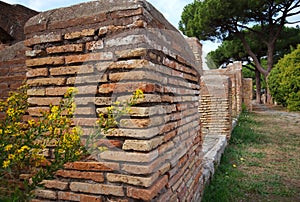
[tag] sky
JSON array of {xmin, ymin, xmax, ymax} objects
[{"xmin": 1, "ymin": 0, "xmax": 220, "ymax": 55}]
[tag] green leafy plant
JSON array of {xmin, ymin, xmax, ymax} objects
[
  {"xmin": 0, "ymin": 86, "xmax": 144, "ymax": 201},
  {"xmin": 268, "ymin": 44, "xmax": 300, "ymax": 111}
]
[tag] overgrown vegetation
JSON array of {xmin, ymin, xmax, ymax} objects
[
  {"xmin": 268, "ymin": 45, "xmax": 300, "ymax": 111},
  {"xmin": 0, "ymin": 86, "xmax": 144, "ymax": 201},
  {"xmin": 203, "ymin": 110, "xmax": 300, "ymax": 201}
]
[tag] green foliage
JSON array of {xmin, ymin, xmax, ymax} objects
[
  {"xmin": 0, "ymin": 86, "xmax": 83, "ymax": 200},
  {"xmin": 268, "ymin": 45, "xmax": 300, "ymax": 111},
  {"xmin": 0, "ymin": 86, "xmax": 144, "ymax": 201}
]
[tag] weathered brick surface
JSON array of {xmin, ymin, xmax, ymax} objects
[
  {"xmin": 0, "ymin": 42, "xmax": 29, "ymax": 98},
  {"xmin": 23, "ymin": 0, "xmax": 206, "ymax": 201}
]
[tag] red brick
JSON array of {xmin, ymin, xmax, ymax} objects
[
  {"xmin": 99, "ymin": 149, "xmax": 158, "ymax": 163},
  {"xmin": 70, "ymin": 182, "xmax": 124, "ymax": 196},
  {"xmin": 34, "ymin": 189, "xmax": 57, "ymax": 200},
  {"xmin": 56, "ymin": 170, "xmax": 104, "ymax": 182},
  {"xmin": 64, "ymin": 161, "xmax": 119, "ymax": 171},
  {"xmin": 58, "ymin": 191, "xmax": 102, "ymax": 202},
  {"xmin": 46, "ymin": 44, "xmax": 84, "ymax": 54},
  {"xmin": 27, "ymin": 78, "xmax": 66, "ymax": 86},
  {"xmin": 27, "ymin": 107, "xmax": 49, "ymax": 116},
  {"xmin": 46, "ymin": 87, "xmax": 69, "ymax": 96},
  {"xmin": 50, "ymin": 64, "xmax": 94, "ymax": 76},
  {"xmin": 127, "ymin": 175, "xmax": 168, "ymax": 201},
  {"xmin": 24, "ymin": 33, "xmax": 62, "ymax": 46},
  {"xmin": 26, "ymin": 57, "xmax": 65, "ymax": 67},
  {"xmin": 41, "ymin": 180, "xmax": 68, "ymax": 190},
  {"xmin": 26, "ymin": 68, "xmax": 48, "ymax": 78},
  {"xmin": 64, "ymin": 29, "xmax": 95, "ymax": 39},
  {"xmin": 28, "ymin": 97, "xmax": 61, "ymax": 106},
  {"xmin": 65, "ymin": 52, "xmax": 113, "ymax": 64},
  {"xmin": 86, "ymin": 40, "xmax": 104, "ymax": 51},
  {"xmin": 27, "ymin": 88, "xmax": 45, "ymax": 96},
  {"xmin": 107, "ymin": 172, "xmax": 159, "ymax": 187}
]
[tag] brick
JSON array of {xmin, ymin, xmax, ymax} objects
[
  {"xmin": 58, "ymin": 191, "xmax": 103, "ymax": 202},
  {"xmin": 34, "ymin": 189, "xmax": 57, "ymax": 200},
  {"xmin": 107, "ymin": 172, "xmax": 159, "ymax": 187},
  {"xmin": 64, "ymin": 161, "xmax": 119, "ymax": 171},
  {"xmin": 24, "ymin": 33, "xmax": 62, "ymax": 46},
  {"xmin": 70, "ymin": 182, "xmax": 124, "ymax": 196},
  {"xmin": 65, "ymin": 52, "xmax": 113, "ymax": 64},
  {"xmin": 26, "ymin": 56, "xmax": 65, "ymax": 67},
  {"xmin": 26, "ymin": 68, "xmax": 48, "ymax": 78},
  {"xmin": 27, "ymin": 107, "xmax": 49, "ymax": 116},
  {"xmin": 27, "ymin": 88, "xmax": 45, "ymax": 96},
  {"xmin": 56, "ymin": 170, "xmax": 104, "ymax": 182},
  {"xmin": 115, "ymin": 48, "xmax": 147, "ymax": 59},
  {"xmin": 122, "ymin": 136, "xmax": 164, "ymax": 151},
  {"xmin": 86, "ymin": 40, "xmax": 104, "ymax": 51},
  {"xmin": 27, "ymin": 78, "xmax": 65, "ymax": 86},
  {"xmin": 45, "ymin": 87, "xmax": 69, "ymax": 96},
  {"xmin": 46, "ymin": 44, "xmax": 84, "ymax": 54},
  {"xmin": 28, "ymin": 97, "xmax": 61, "ymax": 106},
  {"xmin": 107, "ymin": 127, "xmax": 161, "ymax": 139},
  {"xmin": 41, "ymin": 180, "xmax": 68, "ymax": 190},
  {"xmin": 25, "ymin": 50, "xmax": 47, "ymax": 57},
  {"xmin": 64, "ymin": 29, "xmax": 95, "ymax": 39},
  {"xmin": 127, "ymin": 175, "xmax": 168, "ymax": 201},
  {"xmin": 105, "ymin": 35, "xmax": 146, "ymax": 47},
  {"xmin": 120, "ymin": 116, "xmax": 164, "ymax": 128},
  {"xmin": 50, "ymin": 64, "xmax": 94, "ymax": 76},
  {"xmin": 99, "ymin": 149, "xmax": 158, "ymax": 163},
  {"xmin": 107, "ymin": 59, "xmax": 149, "ymax": 70}
]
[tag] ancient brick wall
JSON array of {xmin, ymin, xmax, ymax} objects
[
  {"xmin": 243, "ymin": 78, "xmax": 253, "ymax": 111},
  {"xmin": 0, "ymin": 42, "xmax": 29, "ymax": 99},
  {"xmin": 199, "ymin": 75, "xmax": 232, "ymax": 138},
  {"xmin": 0, "ymin": 1, "xmax": 38, "ymax": 44},
  {"xmin": 24, "ymin": 1, "xmax": 203, "ymax": 201}
]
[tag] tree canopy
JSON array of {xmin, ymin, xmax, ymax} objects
[
  {"xmin": 179, "ymin": 0, "xmax": 300, "ymax": 75},
  {"xmin": 179, "ymin": 0, "xmax": 300, "ymax": 102}
]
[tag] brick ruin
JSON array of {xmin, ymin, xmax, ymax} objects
[{"xmin": 0, "ymin": 0, "xmax": 253, "ymax": 201}]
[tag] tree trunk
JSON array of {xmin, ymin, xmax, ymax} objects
[{"xmin": 255, "ymin": 69, "xmax": 262, "ymax": 104}]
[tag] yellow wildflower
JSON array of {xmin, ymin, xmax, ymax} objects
[
  {"xmin": 51, "ymin": 106, "xmax": 59, "ymax": 113},
  {"xmin": 8, "ymin": 154, "xmax": 15, "ymax": 160},
  {"xmin": 28, "ymin": 119, "xmax": 35, "ymax": 127},
  {"xmin": 6, "ymin": 108, "xmax": 14, "ymax": 117},
  {"xmin": 2, "ymin": 160, "xmax": 10, "ymax": 168},
  {"xmin": 0, "ymin": 129, "xmax": 2, "ymax": 134},
  {"xmin": 232, "ymin": 164, "xmax": 237, "ymax": 168},
  {"xmin": 4, "ymin": 144, "xmax": 13, "ymax": 151}
]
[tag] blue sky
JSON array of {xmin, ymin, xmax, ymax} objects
[{"xmin": 2, "ymin": 0, "xmax": 220, "ymax": 54}]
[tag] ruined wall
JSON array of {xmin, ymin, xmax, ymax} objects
[
  {"xmin": 0, "ymin": 1, "xmax": 38, "ymax": 44},
  {"xmin": 24, "ymin": 1, "xmax": 203, "ymax": 201},
  {"xmin": 243, "ymin": 78, "xmax": 253, "ymax": 111},
  {"xmin": 199, "ymin": 75, "xmax": 232, "ymax": 138},
  {"xmin": 0, "ymin": 42, "xmax": 29, "ymax": 99},
  {"xmin": 204, "ymin": 62, "xmax": 243, "ymax": 118}
]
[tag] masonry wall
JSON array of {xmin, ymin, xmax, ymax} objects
[
  {"xmin": 199, "ymin": 75, "xmax": 232, "ymax": 138},
  {"xmin": 243, "ymin": 78, "xmax": 253, "ymax": 111},
  {"xmin": 0, "ymin": 42, "xmax": 29, "ymax": 99},
  {"xmin": 24, "ymin": 1, "xmax": 203, "ymax": 201}
]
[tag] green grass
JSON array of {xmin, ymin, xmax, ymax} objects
[{"xmin": 202, "ymin": 111, "xmax": 300, "ymax": 202}]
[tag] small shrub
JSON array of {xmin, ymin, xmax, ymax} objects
[
  {"xmin": 0, "ymin": 86, "xmax": 144, "ymax": 201},
  {"xmin": 268, "ymin": 45, "xmax": 300, "ymax": 111}
]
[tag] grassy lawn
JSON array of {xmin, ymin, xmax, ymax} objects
[{"xmin": 202, "ymin": 110, "xmax": 300, "ymax": 202}]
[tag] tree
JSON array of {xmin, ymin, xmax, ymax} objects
[
  {"xmin": 268, "ymin": 45, "xmax": 300, "ymax": 111},
  {"xmin": 179, "ymin": 0, "xmax": 300, "ymax": 103},
  {"xmin": 207, "ymin": 26, "xmax": 300, "ymax": 103}
]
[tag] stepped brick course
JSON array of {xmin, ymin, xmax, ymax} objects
[{"xmin": 24, "ymin": 0, "xmax": 203, "ymax": 201}]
